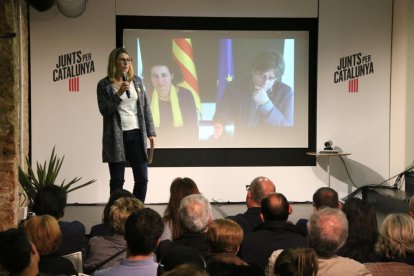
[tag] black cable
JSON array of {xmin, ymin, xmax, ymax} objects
[
  {"xmin": 342, "ymin": 162, "xmax": 414, "ymax": 201},
  {"xmin": 339, "ymin": 156, "xmax": 359, "ymax": 189}
]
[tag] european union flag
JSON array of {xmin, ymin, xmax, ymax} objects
[{"xmin": 216, "ymin": 39, "xmax": 234, "ymax": 102}]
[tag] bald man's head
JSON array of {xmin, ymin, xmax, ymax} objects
[
  {"xmin": 261, "ymin": 193, "xmax": 291, "ymax": 222},
  {"xmin": 247, "ymin": 176, "xmax": 276, "ymax": 207}
]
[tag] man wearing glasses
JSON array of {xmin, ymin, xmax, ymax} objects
[
  {"xmin": 213, "ymin": 50, "xmax": 293, "ymax": 139},
  {"xmin": 227, "ymin": 176, "xmax": 276, "ymax": 234}
]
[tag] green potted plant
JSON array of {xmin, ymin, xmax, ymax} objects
[{"xmin": 18, "ymin": 147, "xmax": 96, "ymax": 208}]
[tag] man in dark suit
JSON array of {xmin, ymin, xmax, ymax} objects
[
  {"xmin": 227, "ymin": 176, "xmax": 275, "ymax": 234},
  {"xmin": 157, "ymin": 194, "xmax": 213, "ymax": 260},
  {"xmin": 238, "ymin": 193, "xmax": 307, "ymax": 269},
  {"xmin": 295, "ymin": 187, "xmax": 341, "ymax": 236}
]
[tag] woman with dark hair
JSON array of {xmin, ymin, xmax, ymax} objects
[
  {"xmin": 97, "ymin": 47, "xmax": 156, "ymax": 202},
  {"xmin": 89, "ymin": 189, "xmax": 134, "ymax": 238},
  {"xmin": 0, "ymin": 228, "xmax": 39, "ymax": 276},
  {"xmin": 145, "ymin": 60, "xmax": 198, "ymax": 147},
  {"xmin": 160, "ymin": 177, "xmax": 200, "ymax": 241},
  {"xmin": 337, "ymin": 198, "xmax": 379, "ymax": 263}
]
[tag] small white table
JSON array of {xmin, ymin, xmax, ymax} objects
[{"xmin": 307, "ymin": 152, "xmax": 351, "ymax": 187}]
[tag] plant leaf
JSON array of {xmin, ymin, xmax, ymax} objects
[
  {"xmin": 18, "ymin": 146, "xmax": 96, "ymax": 206},
  {"xmin": 66, "ymin": 179, "xmax": 97, "ymax": 193}
]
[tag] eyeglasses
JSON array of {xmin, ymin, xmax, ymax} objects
[
  {"xmin": 117, "ymin": 58, "xmax": 133, "ymax": 64},
  {"xmin": 253, "ymin": 71, "xmax": 277, "ymax": 82},
  {"xmin": 245, "ymin": 185, "xmax": 250, "ymax": 191}
]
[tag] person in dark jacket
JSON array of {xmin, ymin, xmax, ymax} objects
[
  {"xmin": 239, "ymin": 193, "xmax": 307, "ymax": 269},
  {"xmin": 0, "ymin": 228, "xmax": 40, "ymax": 276},
  {"xmin": 214, "ymin": 50, "xmax": 294, "ymax": 133},
  {"xmin": 33, "ymin": 184, "xmax": 86, "ymax": 256},
  {"xmin": 295, "ymin": 187, "xmax": 341, "ymax": 237},
  {"xmin": 97, "ymin": 47, "xmax": 156, "ymax": 202},
  {"xmin": 157, "ymin": 194, "xmax": 213, "ymax": 260},
  {"xmin": 89, "ymin": 189, "xmax": 134, "ymax": 238},
  {"xmin": 227, "ymin": 176, "xmax": 275, "ymax": 234}
]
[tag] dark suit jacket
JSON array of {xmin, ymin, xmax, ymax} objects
[
  {"xmin": 89, "ymin": 222, "xmax": 112, "ymax": 238},
  {"xmin": 39, "ymin": 255, "xmax": 78, "ymax": 275},
  {"xmin": 58, "ymin": 220, "xmax": 86, "ymax": 255},
  {"xmin": 227, "ymin": 207, "xmax": 262, "ymax": 234},
  {"xmin": 295, "ymin": 218, "xmax": 308, "ymax": 237},
  {"xmin": 239, "ymin": 220, "xmax": 307, "ymax": 269},
  {"xmin": 157, "ymin": 231, "xmax": 209, "ymax": 261}
]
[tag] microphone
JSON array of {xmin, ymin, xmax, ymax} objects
[{"xmin": 121, "ymin": 72, "xmax": 130, "ymax": 98}]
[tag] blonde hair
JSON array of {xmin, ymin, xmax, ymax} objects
[
  {"xmin": 24, "ymin": 215, "xmax": 62, "ymax": 256},
  {"xmin": 107, "ymin": 48, "xmax": 135, "ymax": 83},
  {"xmin": 109, "ymin": 197, "xmax": 144, "ymax": 234},
  {"xmin": 206, "ymin": 219, "xmax": 243, "ymax": 254},
  {"xmin": 376, "ymin": 213, "xmax": 414, "ymax": 259}
]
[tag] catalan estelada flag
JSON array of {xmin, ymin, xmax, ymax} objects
[
  {"xmin": 172, "ymin": 38, "xmax": 201, "ymax": 113},
  {"xmin": 216, "ymin": 39, "xmax": 234, "ymax": 102}
]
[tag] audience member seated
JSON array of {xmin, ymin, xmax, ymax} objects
[
  {"xmin": 32, "ymin": 184, "xmax": 86, "ymax": 255},
  {"xmin": 227, "ymin": 176, "xmax": 275, "ymax": 234},
  {"xmin": 94, "ymin": 208, "xmax": 164, "ymax": 275},
  {"xmin": 239, "ymin": 193, "xmax": 307, "ymax": 270},
  {"xmin": 409, "ymin": 195, "xmax": 414, "ymax": 218},
  {"xmin": 158, "ymin": 245, "xmax": 207, "ymax": 274},
  {"xmin": 375, "ymin": 213, "xmax": 414, "ymax": 265},
  {"xmin": 160, "ymin": 177, "xmax": 200, "ymax": 241},
  {"xmin": 89, "ymin": 188, "xmax": 134, "ymax": 238},
  {"xmin": 307, "ymin": 208, "xmax": 371, "ymax": 276},
  {"xmin": 157, "ymin": 194, "xmax": 213, "ymax": 260},
  {"xmin": 273, "ymin": 248, "xmax": 318, "ymax": 276},
  {"xmin": 161, "ymin": 263, "xmax": 210, "ymax": 276},
  {"xmin": 337, "ymin": 198, "xmax": 379, "ymax": 263},
  {"xmin": 0, "ymin": 228, "xmax": 39, "ymax": 276},
  {"xmin": 84, "ymin": 197, "xmax": 144, "ymax": 273},
  {"xmin": 206, "ymin": 219, "xmax": 247, "ymax": 266},
  {"xmin": 295, "ymin": 187, "xmax": 340, "ymax": 237},
  {"xmin": 24, "ymin": 215, "xmax": 77, "ymax": 275}
]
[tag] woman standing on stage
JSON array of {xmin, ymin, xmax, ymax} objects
[{"xmin": 97, "ymin": 47, "xmax": 156, "ymax": 202}]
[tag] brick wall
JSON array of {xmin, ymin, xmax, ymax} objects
[{"xmin": 0, "ymin": 0, "xmax": 29, "ymax": 231}]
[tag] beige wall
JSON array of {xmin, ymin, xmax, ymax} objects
[
  {"xmin": 390, "ymin": 0, "xmax": 414, "ymax": 178},
  {"xmin": 28, "ymin": 0, "xmax": 397, "ymax": 204}
]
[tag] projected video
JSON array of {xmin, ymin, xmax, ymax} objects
[{"xmin": 123, "ymin": 29, "xmax": 309, "ymax": 149}]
